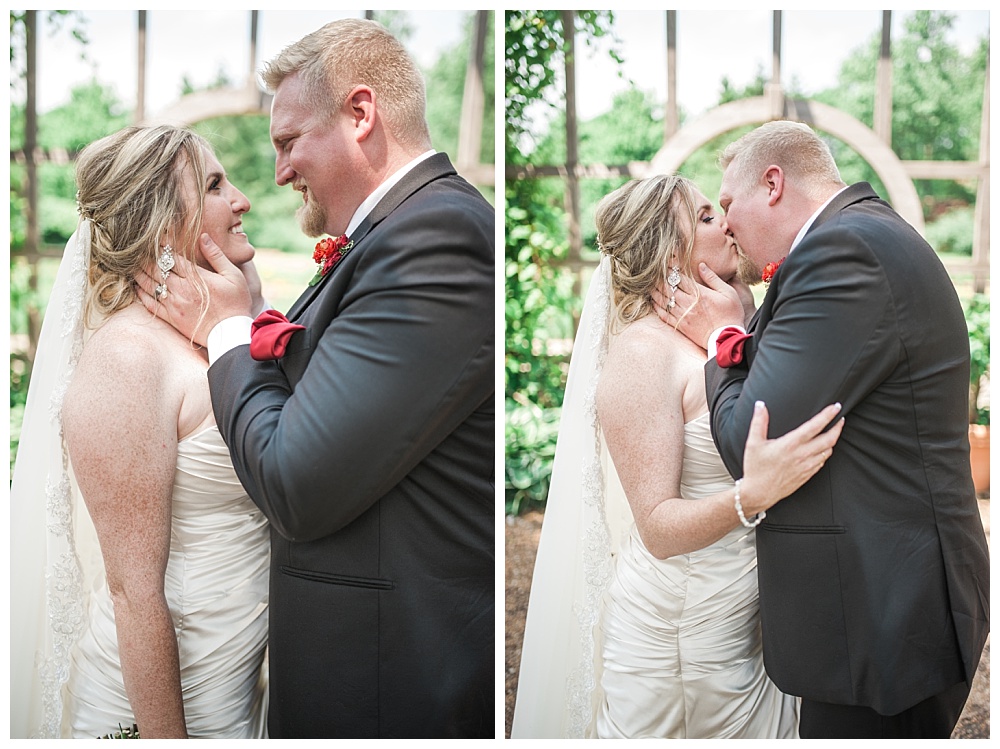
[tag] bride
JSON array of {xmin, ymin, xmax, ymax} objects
[
  {"xmin": 510, "ymin": 174, "xmax": 844, "ymax": 738},
  {"xmin": 10, "ymin": 125, "xmax": 270, "ymax": 738}
]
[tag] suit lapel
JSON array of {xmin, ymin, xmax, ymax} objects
[
  {"xmin": 285, "ymin": 153, "xmax": 458, "ymax": 321},
  {"xmin": 748, "ymin": 183, "xmax": 882, "ymax": 360}
]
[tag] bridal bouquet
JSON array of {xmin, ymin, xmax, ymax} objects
[{"xmin": 98, "ymin": 723, "xmax": 140, "ymax": 739}]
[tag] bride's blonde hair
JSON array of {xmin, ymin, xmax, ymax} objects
[
  {"xmin": 594, "ymin": 174, "xmax": 700, "ymax": 328},
  {"xmin": 74, "ymin": 125, "xmax": 211, "ymax": 328}
]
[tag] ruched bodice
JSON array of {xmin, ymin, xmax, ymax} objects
[
  {"xmin": 595, "ymin": 413, "xmax": 798, "ymax": 738},
  {"xmin": 678, "ymin": 411, "xmax": 735, "ymax": 498},
  {"xmin": 64, "ymin": 427, "xmax": 269, "ymax": 738}
]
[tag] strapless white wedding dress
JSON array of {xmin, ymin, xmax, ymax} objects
[
  {"xmin": 62, "ymin": 426, "xmax": 270, "ymax": 738},
  {"xmin": 595, "ymin": 413, "xmax": 798, "ymax": 738}
]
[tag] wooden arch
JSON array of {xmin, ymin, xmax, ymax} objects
[{"xmin": 648, "ymin": 96, "xmax": 925, "ymax": 234}]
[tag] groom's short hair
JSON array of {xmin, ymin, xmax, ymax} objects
[
  {"xmin": 260, "ymin": 18, "xmax": 431, "ymax": 151},
  {"xmin": 720, "ymin": 121, "xmax": 844, "ymax": 200}
]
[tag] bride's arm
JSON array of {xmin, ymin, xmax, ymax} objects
[
  {"xmin": 597, "ymin": 328, "xmax": 843, "ymax": 560},
  {"xmin": 62, "ymin": 333, "xmax": 188, "ymax": 738}
]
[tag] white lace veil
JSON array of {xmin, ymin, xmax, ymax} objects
[
  {"xmin": 10, "ymin": 221, "xmax": 104, "ymax": 738},
  {"xmin": 510, "ymin": 255, "xmax": 633, "ymax": 738}
]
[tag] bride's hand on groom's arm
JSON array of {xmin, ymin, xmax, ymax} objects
[
  {"xmin": 652, "ymin": 263, "xmax": 746, "ymax": 349},
  {"xmin": 738, "ymin": 401, "xmax": 845, "ymax": 516},
  {"xmin": 135, "ymin": 234, "xmax": 253, "ymax": 347}
]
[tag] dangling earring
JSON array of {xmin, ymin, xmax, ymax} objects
[
  {"xmin": 666, "ymin": 265, "xmax": 681, "ymax": 309},
  {"xmin": 154, "ymin": 244, "xmax": 174, "ymax": 301}
]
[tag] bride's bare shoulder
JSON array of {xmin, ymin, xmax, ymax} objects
[
  {"xmin": 604, "ymin": 315, "xmax": 686, "ymax": 371},
  {"xmin": 65, "ymin": 307, "xmax": 187, "ymax": 417}
]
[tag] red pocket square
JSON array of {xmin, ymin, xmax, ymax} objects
[
  {"xmin": 250, "ymin": 309, "xmax": 306, "ymax": 361},
  {"xmin": 716, "ymin": 327, "xmax": 751, "ymax": 368}
]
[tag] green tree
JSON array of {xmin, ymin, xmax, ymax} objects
[
  {"xmin": 718, "ymin": 65, "xmax": 767, "ymax": 104},
  {"xmin": 815, "ymin": 10, "xmax": 986, "ymax": 215},
  {"xmin": 371, "ymin": 10, "xmax": 414, "ymax": 43},
  {"xmin": 534, "ymin": 86, "xmax": 665, "ymax": 249}
]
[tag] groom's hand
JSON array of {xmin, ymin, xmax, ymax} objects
[
  {"xmin": 652, "ymin": 263, "xmax": 745, "ymax": 349},
  {"xmin": 136, "ymin": 233, "xmax": 252, "ymax": 347}
]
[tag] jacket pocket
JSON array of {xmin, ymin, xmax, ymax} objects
[
  {"xmin": 761, "ymin": 523, "xmax": 846, "ymax": 534},
  {"xmin": 279, "ymin": 564, "xmax": 395, "ymax": 590}
]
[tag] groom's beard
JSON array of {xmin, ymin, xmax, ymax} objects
[
  {"xmin": 296, "ymin": 191, "xmax": 328, "ymax": 238},
  {"xmin": 737, "ymin": 248, "xmax": 763, "ymax": 286}
]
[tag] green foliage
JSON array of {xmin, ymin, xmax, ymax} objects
[
  {"xmin": 814, "ymin": 10, "xmax": 986, "ymax": 216},
  {"xmin": 718, "ymin": 65, "xmax": 767, "ymax": 104},
  {"xmin": 43, "ymin": 81, "xmax": 130, "ymax": 151},
  {"xmin": 371, "ymin": 10, "xmax": 414, "ymax": 42},
  {"xmin": 505, "ymin": 399, "xmax": 561, "ymax": 515},
  {"xmin": 9, "ymin": 10, "xmax": 88, "ymax": 75},
  {"xmin": 924, "ymin": 206, "xmax": 974, "ymax": 256},
  {"xmin": 506, "ymin": 10, "xmax": 621, "ymax": 159},
  {"xmin": 965, "ymin": 294, "xmax": 989, "ymax": 425},
  {"xmin": 97, "ymin": 723, "xmax": 140, "ymax": 739},
  {"xmin": 505, "ymin": 11, "xmax": 622, "ymax": 512},
  {"xmin": 424, "ymin": 11, "xmax": 494, "ymax": 166},
  {"xmin": 504, "ymin": 186, "xmax": 573, "ymax": 409},
  {"xmin": 10, "ymin": 355, "xmax": 27, "ymax": 477}
]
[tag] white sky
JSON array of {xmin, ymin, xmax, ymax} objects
[
  {"xmin": 563, "ymin": 10, "xmax": 989, "ymax": 120},
  {"xmin": 18, "ymin": 10, "xmax": 989, "ymax": 121},
  {"xmin": 16, "ymin": 10, "xmax": 471, "ymax": 117}
]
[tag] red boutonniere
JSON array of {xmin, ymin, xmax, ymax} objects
[
  {"xmin": 761, "ymin": 257, "xmax": 785, "ymax": 286},
  {"xmin": 309, "ymin": 234, "xmax": 354, "ymax": 287}
]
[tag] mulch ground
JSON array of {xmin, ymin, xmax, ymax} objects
[{"xmin": 505, "ymin": 501, "xmax": 991, "ymax": 739}]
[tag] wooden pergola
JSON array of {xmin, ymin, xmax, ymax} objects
[
  {"xmin": 15, "ymin": 9, "xmax": 493, "ymax": 361},
  {"xmin": 508, "ymin": 10, "xmax": 990, "ymax": 298}
]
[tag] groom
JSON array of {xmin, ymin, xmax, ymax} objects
[
  {"xmin": 146, "ymin": 20, "xmax": 493, "ymax": 738},
  {"xmin": 663, "ymin": 121, "xmax": 989, "ymax": 738}
]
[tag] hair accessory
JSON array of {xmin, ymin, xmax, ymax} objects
[
  {"xmin": 666, "ymin": 265, "xmax": 681, "ymax": 309},
  {"xmin": 734, "ymin": 478, "xmax": 765, "ymax": 528}
]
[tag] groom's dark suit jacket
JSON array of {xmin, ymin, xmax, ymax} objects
[
  {"xmin": 209, "ymin": 154, "xmax": 494, "ymax": 738},
  {"xmin": 706, "ymin": 183, "xmax": 989, "ymax": 716}
]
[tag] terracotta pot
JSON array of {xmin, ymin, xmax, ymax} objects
[{"xmin": 969, "ymin": 424, "xmax": 990, "ymax": 496}]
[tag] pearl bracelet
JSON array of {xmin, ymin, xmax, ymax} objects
[{"xmin": 734, "ymin": 478, "xmax": 766, "ymax": 528}]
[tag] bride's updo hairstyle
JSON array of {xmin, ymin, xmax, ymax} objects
[
  {"xmin": 594, "ymin": 174, "xmax": 701, "ymax": 327},
  {"xmin": 74, "ymin": 125, "xmax": 212, "ymax": 327}
]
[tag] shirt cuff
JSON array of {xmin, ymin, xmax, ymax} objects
[
  {"xmin": 207, "ymin": 315, "xmax": 254, "ymax": 365},
  {"xmin": 707, "ymin": 325, "xmax": 746, "ymax": 360}
]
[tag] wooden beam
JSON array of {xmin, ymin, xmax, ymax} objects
[
  {"xmin": 665, "ymin": 12, "xmax": 678, "ymax": 140},
  {"xmin": 457, "ymin": 10, "xmax": 487, "ymax": 170},
  {"xmin": 972, "ymin": 55, "xmax": 990, "ymax": 293},
  {"xmin": 874, "ymin": 11, "xmax": 892, "ymax": 144},
  {"xmin": 505, "ymin": 163, "xmax": 643, "ymax": 180},
  {"xmin": 902, "ymin": 161, "xmax": 985, "ymax": 180},
  {"xmin": 136, "ymin": 11, "xmax": 146, "ymax": 123},
  {"xmin": 562, "ymin": 12, "xmax": 582, "ymax": 269}
]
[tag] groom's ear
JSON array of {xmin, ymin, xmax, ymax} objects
[
  {"xmin": 763, "ymin": 166, "xmax": 784, "ymax": 206},
  {"xmin": 347, "ymin": 85, "xmax": 377, "ymax": 143}
]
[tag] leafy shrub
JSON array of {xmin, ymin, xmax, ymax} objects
[
  {"xmin": 925, "ymin": 206, "xmax": 974, "ymax": 256},
  {"xmin": 505, "ymin": 399, "xmax": 561, "ymax": 515}
]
